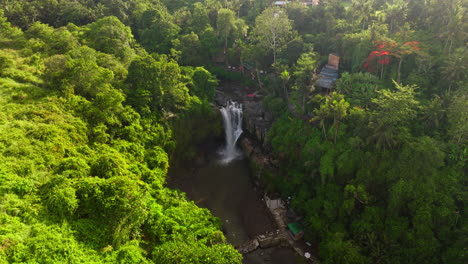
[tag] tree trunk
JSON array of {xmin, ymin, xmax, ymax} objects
[
  {"xmin": 256, "ymin": 67, "xmax": 263, "ymax": 88},
  {"xmin": 272, "ymin": 32, "xmax": 277, "ymax": 64},
  {"xmin": 283, "ymin": 83, "xmax": 288, "ymax": 101},
  {"xmin": 397, "ymin": 57, "xmax": 403, "ymax": 83},
  {"xmin": 448, "ymin": 39, "xmax": 453, "ymax": 54},
  {"xmin": 302, "ymin": 93, "xmax": 306, "ymax": 113},
  {"xmin": 225, "ymin": 36, "xmax": 227, "ymax": 52},
  {"xmin": 273, "ymin": 46, "xmax": 276, "ymax": 65},
  {"xmin": 380, "ymin": 63, "xmax": 384, "ymax": 79},
  {"xmin": 334, "ymin": 123, "xmax": 340, "ymax": 144},
  {"xmin": 321, "ymin": 122, "xmax": 327, "ymax": 140}
]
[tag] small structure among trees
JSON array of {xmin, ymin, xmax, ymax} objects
[
  {"xmin": 315, "ymin": 54, "xmax": 340, "ymax": 92},
  {"xmin": 273, "ymin": 0, "xmax": 320, "ymax": 6},
  {"xmin": 287, "ymin": 222, "xmax": 305, "ymax": 241}
]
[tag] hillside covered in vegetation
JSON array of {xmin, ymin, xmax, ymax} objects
[
  {"xmin": 0, "ymin": 0, "xmax": 466, "ymax": 263},
  {"xmin": 0, "ymin": 2, "xmax": 238, "ymax": 263}
]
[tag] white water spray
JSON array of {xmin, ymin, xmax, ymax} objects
[{"xmin": 219, "ymin": 101, "xmax": 243, "ymax": 163}]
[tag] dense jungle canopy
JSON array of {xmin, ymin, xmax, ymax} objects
[{"xmin": 0, "ymin": 0, "xmax": 466, "ymax": 263}]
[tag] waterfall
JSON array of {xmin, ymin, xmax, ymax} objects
[{"xmin": 219, "ymin": 101, "xmax": 243, "ymax": 163}]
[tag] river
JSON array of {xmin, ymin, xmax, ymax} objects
[{"xmin": 167, "ymin": 140, "xmax": 300, "ymax": 264}]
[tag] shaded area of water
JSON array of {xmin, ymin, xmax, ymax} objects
[{"xmin": 168, "ymin": 146, "xmax": 300, "ymax": 264}]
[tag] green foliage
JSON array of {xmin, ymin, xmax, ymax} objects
[
  {"xmin": 446, "ymin": 90, "xmax": 468, "ymax": 145},
  {"xmin": 267, "ymin": 84, "xmax": 464, "ymax": 264},
  {"xmin": 135, "ymin": 7, "xmax": 181, "ymax": 54},
  {"xmin": 0, "ymin": 9, "xmax": 239, "ymax": 263},
  {"xmin": 252, "ymin": 6, "xmax": 295, "ymax": 64},
  {"xmin": 43, "ymin": 46, "xmax": 116, "ymax": 99},
  {"xmin": 152, "ymin": 240, "xmax": 242, "ymax": 264},
  {"xmin": 125, "ymin": 55, "xmax": 190, "ymax": 115},
  {"xmin": 292, "ymin": 51, "xmax": 318, "ymax": 87},
  {"xmin": 367, "ymin": 81, "xmax": 419, "ymax": 150},
  {"xmin": 25, "ymin": 22, "xmax": 79, "ymax": 56},
  {"xmin": 335, "ymin": 72, "xmax": 381, "ymax": 108},
  {"xmin": 311, "ymin": 92, "xmax": 350, "ymax": 142},
  {"xmin": 0, "ymin": 1, "xmax": 466, "ymax": 263},
  {"xmin": 41, "ymin": 176, "xmax": 79, "ymax": 219},
  {"xmin": 190, "ymin": 66, "xmax": 218, "ymax": 101},
  {"xmin": 217, "ymin": 8, "xmax": 236, "ymax": 49},
  {"xmin": 3, "ymin": 224, "xmax": 101, "ymax": 264},
  {"xmin": 319, "ymin": 232, "xmax": 368, "ymax": 264},
  {"xmin": 110, "ymin": 240, "xmax": 151, "ymax": 264},
  {"xmin": 209, "ymin": 65, "xmax": 243, "ymax": 81},
  {"xmin": 170, "ymin": 96, "xmax": 223, "ymax": 161},
  {"xmin": 262, "ymin": 94, "xmax": 287, "ymax": 116},
  {"xmin": 85, "ymin": 16, "xmax": 135, "ymax": 63},
  {"xmin": 174, "ymin": 32, "xmax": 203, "ymax": 65}
]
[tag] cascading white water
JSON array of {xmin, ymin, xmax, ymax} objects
[{"xmin": 219, "ymin": 101, "xmax": 243, "ymax": 164}]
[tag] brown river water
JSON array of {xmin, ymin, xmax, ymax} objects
[{"xmin": 167, "ymin": 143, "xmax": 302, "ymax": 264}]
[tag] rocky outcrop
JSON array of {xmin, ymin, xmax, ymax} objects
[
  {"xmin": 215, "ymin": 81, "xmax": 279, "ymax": 181},
  {"xmin": 216, "ymin": 81, "xmax": 317, "ymax": 263},
  {"xmin": 215, "ymin": 81, "xmax": 273, "ymax": 146},
  {"xmin": 236, "ymin": 238, "xmax": 259, "ymax": 254}
]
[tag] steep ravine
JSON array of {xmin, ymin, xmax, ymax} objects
[
  {"xmin": 167, "ymin": 141, "xmax": 300, "ymax": 264},
  {"xmin": 167, "ymin": 81, "xmax": 303, "ymax": 263}
]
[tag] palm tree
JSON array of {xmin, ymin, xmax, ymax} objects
[
  {"xmin": 441, "ymin": 48, "xmax": 467, "ymax": 94},
  {"xmin": 280, "ymin": 70, "xmax": 290, "ymax": 101},
  {"xmin": 311, "ymin": 92, "xmax": 350, "ymax": 143}
]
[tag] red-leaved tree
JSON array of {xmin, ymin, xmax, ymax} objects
[{"xmin": 364, "ymin": 40, "xmax": 421, "ymax": 82}]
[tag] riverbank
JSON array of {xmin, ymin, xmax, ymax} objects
[
  {"xmin": 167, "ymin": 79, "xmax": 318, "ymax": 263},
  {"xmin": 167, "ymin": 139, "xmax": 301, "ymax": 264}
]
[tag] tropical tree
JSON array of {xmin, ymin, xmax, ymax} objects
[
  {"xmin": 374, "ymin": 0, "xmax": 407, "ymax": 32},
  {"xmin": 135, "ymin": 8, "xmax": 181, "ymax": 54},
  {"xmin": 85, "ymin": 16, "xmax": 135, "ymax": 63},
  {"xmin": 219, "ymin": 0, "xmax": 243, "ymax": 17},
  {"xmin": 436, "ymin": 0, "xmax": 467, "ymax": 54},
  {"xmin": 216, "ymin": 8, "xmax": 236, "ymax": 52},
  {"xmin": 190, "ymin": 67, "xmax": 218, "ymax": 101},
  {"xmin": 320, "ymin": 232, "xmax": 368, "ymax": 264},
  {"xmin": 364, "ymin": 40, "xmax": 422, "ymax": 83},
  {"xmin": 280, "ymin": 69, "xmax": 290, "ymax": 101},
  {"xmin": 348, "ymin": 0, "xmax": 373, "ymax": 29},
  {"xmin": 446, "ymin": 90, "xmax": 468, "ymax": 145},
  {"xmin": 311, "ymin": 92, "xmax": 350, "ymax": 143},
  {"xmin": 174, "ymin": 32, "xmax": 203, "ymax": 65},
  {"xmin": 191, "ymin": 2, "xmax": 211, "ymax": 35},
  {"xmin": 335, "ymin": 72, "xmax": 381, "ymax": 108},
  {"xmin": 367, "ymin": 81, "xmax": 419, "ymax": 150},
  {"xmin": 292, "ymin": 51, "xmax": 318, "ymax": 111},
  {"xmin": 49, "ymin": 46, "xmax": 115, "ymax": 99},
  {"xmin": 125, "ymin": 55, "xmax": 189, "ymax": 115},
  {"xmin": 440, "ymin": 47, "xmax": 467, "ymax": 94},
  {"xmin": 252, "ymin": 6, "xmax": 294, "ymax": 65}
]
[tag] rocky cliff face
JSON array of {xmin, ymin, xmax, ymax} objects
[
  {"xmin": 215, "ymin": 81, "xmax": 273, "ymax": 146},
  {"xmin": 215, "ymin": 81, "xmax": 277, "ymax": 176}
]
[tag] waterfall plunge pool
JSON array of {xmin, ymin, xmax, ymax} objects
[
  {"xmin": 167, "ymin": 100, "xmax": 300, "ymax": 263},
  {"xmin": 167, "ymin": 148, "xmax": 299, "ymax": 264}
]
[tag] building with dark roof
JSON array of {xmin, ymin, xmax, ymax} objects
[
  {"xmin": 273, "ymin": 0, "xmax": 319, "ymax": 6},
  {"xmin": 316, "ymin": 54, "xmax": 340, "ymax": 92}
]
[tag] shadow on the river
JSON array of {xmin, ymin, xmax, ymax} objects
[{"xmin": 167, "ymin": 140, "xmax": 301, "ymax": 263}]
